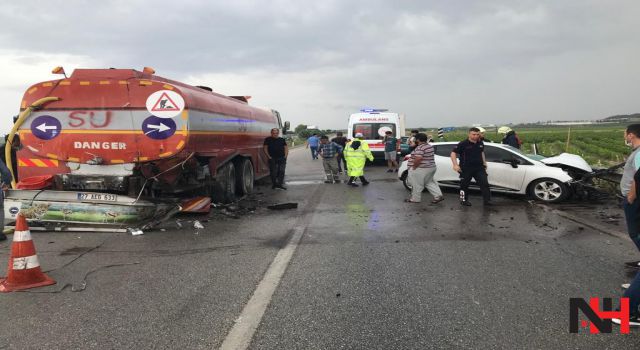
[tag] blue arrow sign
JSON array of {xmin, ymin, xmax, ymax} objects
[
  {"xmin": 142, "ymin": 116, "xmax": 176, "ymax": 140},
  {"xmin": 30, "ymin": 115, "xmax": 61, "ymax": 140}
]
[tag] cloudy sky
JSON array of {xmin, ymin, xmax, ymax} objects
[{"xmin": 0, "ymin": 0, "xmax": 638, "ymax": 132}]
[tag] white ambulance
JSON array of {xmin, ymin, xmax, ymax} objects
[{"xmin": 347, "ymin": 109, "xmax": 406, "ymax": 159}]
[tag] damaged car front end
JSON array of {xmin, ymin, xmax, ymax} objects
[{"xmin": 540, "ymin": 153, "xmax": 623, "ymax": 201}]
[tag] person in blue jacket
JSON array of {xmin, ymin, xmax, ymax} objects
[{"xmin": 306, "ymin": 133, "xmax": 320, "ymax": 160}]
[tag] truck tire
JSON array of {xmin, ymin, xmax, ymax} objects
[
  {"xmin": 235, "ymin": 158, "xmax": 254, "ymax": 196},
  {"xmin": 211, "ymin": 163, "xmax": 236, "ymax": 203}
]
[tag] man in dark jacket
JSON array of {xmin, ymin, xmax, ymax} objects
[
  {"xmin": 499, "ymin": 126, "xmax": 520, "ymax": 149},
  {"xmin": 263, "ymin": 128, "xmax": 288, "ymax": 190},
  {"xmin": 450, "ymin": 127, "xmax": 491, "ymax": 206},
  {"xmin": 331, "ymin": 132, "xmax": 348, "ymax": 173}
]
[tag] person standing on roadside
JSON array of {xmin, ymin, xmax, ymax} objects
[
  {"xmin": 306, "ymin": 133, "xmax": 320, "ymax": 160},
  {"xmin": 451, "ymin": 127, "xmax": 491, "ymax": 206},
  {"xmin": 331, "ymin": 132, "xmax": 348, "ymax": 174},
  {"xmin": 405, "ymin": 133, "xmax": 444, "ymax": 204},
  {"xmin": 263, "ymin": 128, "xmax": 288, "ymax": 190},
  {"xmin": 351, "ymin": 132, "xmax": 371, "ymax": 155},
  {"xmin": 499, "ymin": 126, "xmax": 521, "ymax": 149},
  {"xmin": 477, "ymin": 127, "xmax": 492, "ymax": 143},
  {"xmin": 408, "ymin": 129, "xmax": 419, "ymax": 152},
  {"xmin": 620, "ymin": 124, "xmax": 640, "ymax": 268},
  {"xmin": 612, "ymin": 163, "xmax": 640, "ymax": 328},
  {"xmin": 318, "ymin": 135, "xmax": 343, "ymax": 183},
  {"xmin": 344, "ymin": 136, "xmax": 373, "ymax": 187},
  {"xmin": 0, "ymin": 157, "xmax": 12, "ymax": 241},
  {"xmin": 383, "ymin": 130, "xmax": 400, "ymax": 173},
  {"xmin": 613, "ymin": 271, "xmax": 640, "ymax": 327}
]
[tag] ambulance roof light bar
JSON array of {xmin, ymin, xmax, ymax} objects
[{"xmin": 360, "ymin": 108, "xmax": 388, "ymax": 113}]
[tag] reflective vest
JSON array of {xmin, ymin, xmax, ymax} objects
[{"xmin": 344, "ymin": 140, "xmax": 373, "ymax": 177}]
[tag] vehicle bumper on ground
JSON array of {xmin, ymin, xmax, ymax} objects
[{"xmin": 4, "ymin": 190, "xmax": 179, "ymax": 232}]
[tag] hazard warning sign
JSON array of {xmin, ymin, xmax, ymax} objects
[{"xmin": 145, "ymin": 90, "xmax": 185, "ymax": 118}]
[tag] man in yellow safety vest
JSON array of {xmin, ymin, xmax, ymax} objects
[{"xmin": 344, "ymin": 133, "xmax": 373, "ymax": 187}]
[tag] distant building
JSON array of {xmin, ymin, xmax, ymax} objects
[{"xmin": 545, "ymin": 121, "xmax": 596, "ymax": 126}]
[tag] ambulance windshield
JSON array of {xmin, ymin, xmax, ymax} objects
[{"xmin": 353, "ymin": 123, "xmax": 396, "ymax": 140}]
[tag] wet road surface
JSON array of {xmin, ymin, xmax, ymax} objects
[{"xmin": 0, "ymin": 146, "xmax": 638, "ymax": 349}]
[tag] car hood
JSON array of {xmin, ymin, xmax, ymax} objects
[{"xmin": 539, "ymin": 153, "xmax": 592, "ymax": 173}]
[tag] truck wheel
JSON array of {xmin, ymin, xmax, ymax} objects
[
  {"xmin": 212, "ymin": 163, "xmax": 236, "ymax": 203},
  {"xmin": 528, "ymin": 178, "xmax": 568, "ymax": 203},
  {"xmin": 235, "ymin": 158, "xmax": 254, "ymax": 196}
]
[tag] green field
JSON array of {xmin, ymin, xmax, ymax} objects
[{"xmin": 432, "ymin": 125, "xmax": 630, "ymax": 168}]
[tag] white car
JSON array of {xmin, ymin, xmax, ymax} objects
[{"xmin": 398, "ymin": 142, "xmax": 593, "ymax": 203}]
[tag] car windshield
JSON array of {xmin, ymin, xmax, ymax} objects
[
  {"xmin": 502, "ymin": 144, "xmax": 526, "ymax": 155},
  {"xmin": 526, "ymin": 154, "xmax": 546, "ymax": 161},
  {"xmin": 500, "ymin": 144, "xmax": 546, "ymax": 161}
]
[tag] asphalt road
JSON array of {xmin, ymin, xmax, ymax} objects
[{"xmin": 0, "ymin": 146, "xmax": 638, "ymax": 349}]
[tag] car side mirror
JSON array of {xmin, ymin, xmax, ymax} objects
[{"xmin": 502, "ymin": 159, "xmax": 518, "ymax": 168}]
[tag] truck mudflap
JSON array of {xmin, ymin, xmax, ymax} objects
[{"xmin": 3, "ymin": 190, "xmax": 181, "ymax": 232}]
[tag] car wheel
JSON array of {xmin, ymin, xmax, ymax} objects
[
  {"xmin": 402, "ymin": 170, "xmax": 412, "ymax": 191},
  {"xmin": 401, "ymin": 170, "xmax": 427, "ymax": 192},
  {"xmin": 528, "ymin": 178, "xmax": 569, "ymax": 203}
]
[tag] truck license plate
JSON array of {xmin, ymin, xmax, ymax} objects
[{"xmin": 76, "ymin": 192, "xmax": 118, "ymax": 202}]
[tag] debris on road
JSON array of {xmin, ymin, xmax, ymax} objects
[
  {"xmin": 193, "ymin": 220, "xmax": 205, "ymax": 229},
  {"xmin": 220, "ymin": 209, "xmax": 240, "ymax": 219},
  {"xmin": 127, "ymin": 228, "xmax": 144, "ymax": 236},
  {"xmin": 180, "ymin": 197, "xmax": 212, "ymax": 214},
  {"xmin": 267, "ymin": 203, "xmax": 298, "ymax": 210}
]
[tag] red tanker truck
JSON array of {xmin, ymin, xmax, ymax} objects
[{"xmin": 3, "ymin": 67, "xmax": 288, "ymax": 230}]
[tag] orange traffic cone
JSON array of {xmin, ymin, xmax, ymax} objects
[{"xmin": 0, "ymin": 213, "xmax": 55, "ymax": 292}]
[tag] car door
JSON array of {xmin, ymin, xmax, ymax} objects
[
  {"xmin": 433, "ymin": 144, "xmax": 460, "ymax": 186},
  {"xmin": 484, "ymin": 145, "xmax": 528, "ymax": 191}
]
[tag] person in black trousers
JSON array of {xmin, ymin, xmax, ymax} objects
[
  {"xmin": 450, "ymin": 127, "xmax": 491, "ymax": 206},
  {"xmin": 263, "ymin": 128, "xmax": 288, "ymax": 190},
  {"xmin": 331, "ymin": 131, "xmax": 348, "ymax": 173}
]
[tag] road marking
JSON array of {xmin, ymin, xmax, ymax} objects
[
  {"xmin": 285, "ymin": 180, "xmax": 326, "ymax": 185},
  {"xmin": 219, "ymin": 185, "xmax": 323, "ymax": 350}
]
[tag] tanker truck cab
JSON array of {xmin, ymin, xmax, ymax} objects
[{"xmin": 347, "ymin": 109, "xmax": 406, "ymax": 159}]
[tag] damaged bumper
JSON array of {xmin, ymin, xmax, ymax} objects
[{"xmin": 3, "ymin": 189, "xmax": 180, "ymax": 232}]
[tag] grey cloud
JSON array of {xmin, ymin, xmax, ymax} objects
[{"xmin": 0, "ymin": 0, "xmax": 639, "ymax": 130}]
